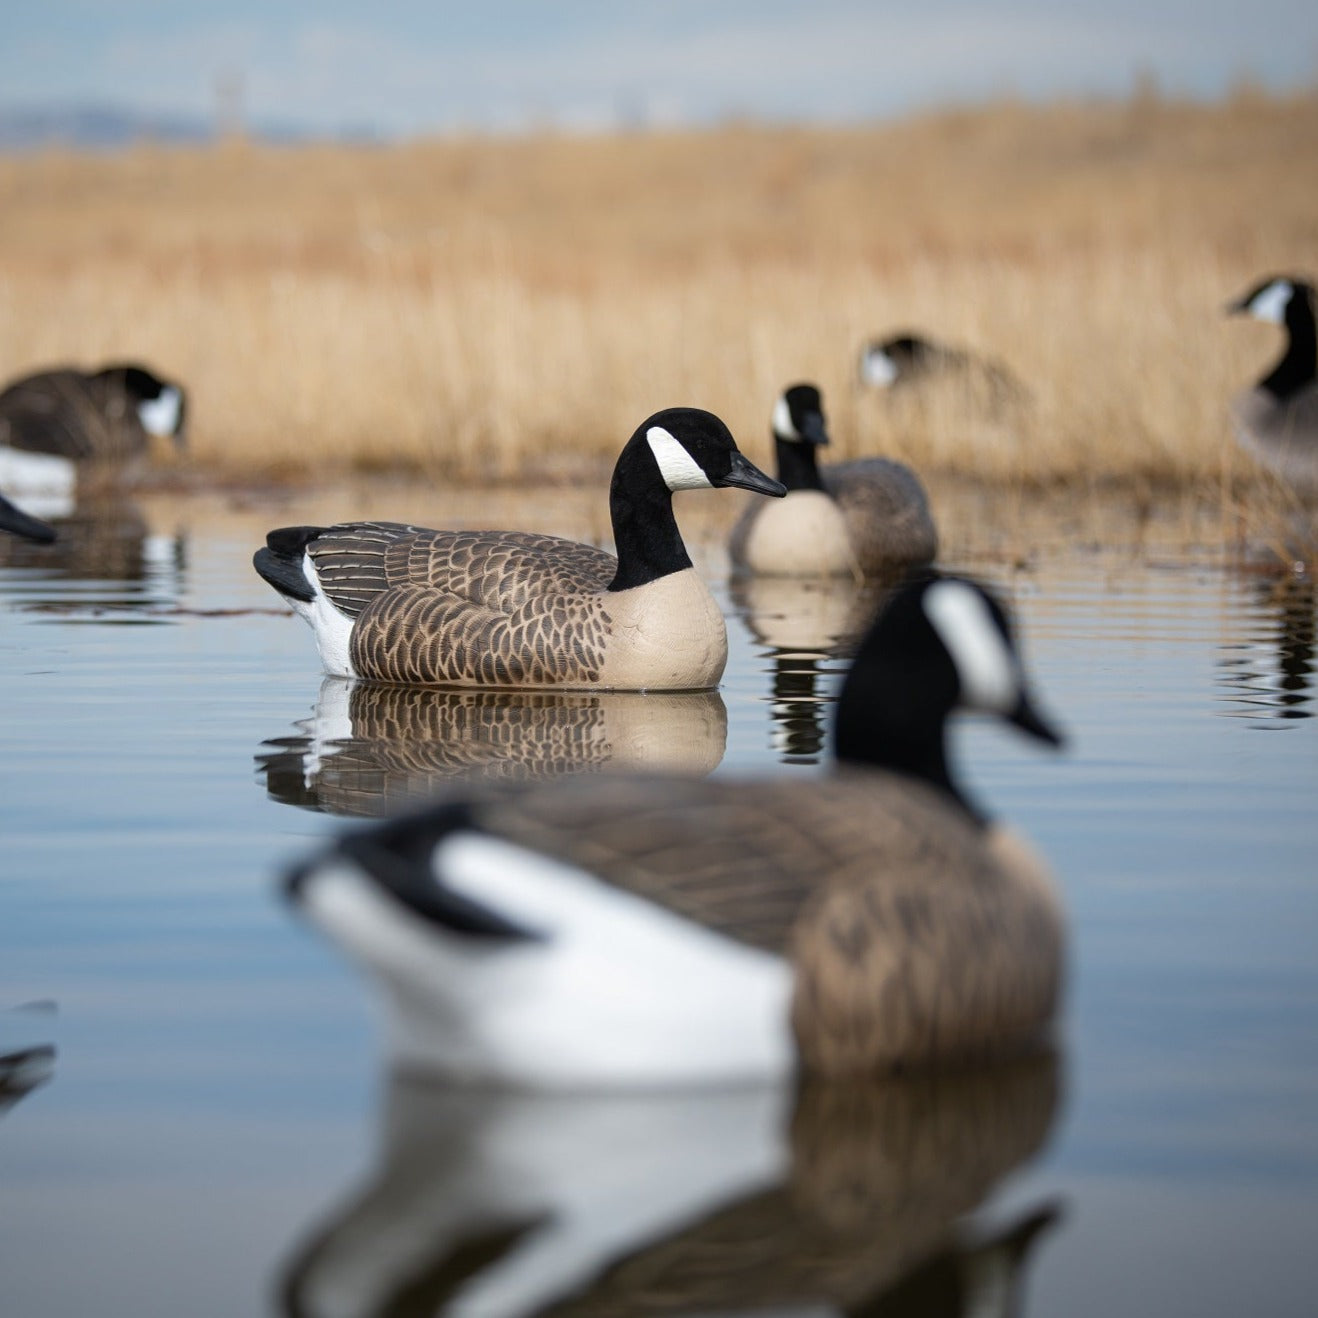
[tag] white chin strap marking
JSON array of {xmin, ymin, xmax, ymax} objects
[
  {"xmin": 771, "ymin": 396, "xmax": 799, "ymax": 441},
  {"xmin": 860, "ymin": 349, "xmax": 898, "ymax": 387},
  {"xmin": 923, "ymin": 579, "xmax": 1019, "ymax": 714},
  {"xmin": 647, "ymin": 426, "xmax": 713, "ymax": 491},
  {"xmin": 1246, "ymin": 280, "xmax": 1292, "ymax": 326},
  {"xmin": 138, "ymin": 386, "xmax": 182, "ymax": 437}
]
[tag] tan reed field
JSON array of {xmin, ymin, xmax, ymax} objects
[{"xmin": 0, "ymin": 90, "xmax": 1314, "ymax": 490}]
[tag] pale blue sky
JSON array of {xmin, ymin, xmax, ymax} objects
[{"xmin": 2, "ymin": 1, "xmax": 1315, "ymax": 136}]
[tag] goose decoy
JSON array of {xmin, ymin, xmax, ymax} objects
[
  {"xmin": 728, "ymin": 383, "xmax": 938, "ymax": 577},
  {"xmin": 1227, "ymin": 276, "xmax": 1318, "ymax": 498},
  {"xmin": 858, "ymin": 332, "xmax": 1029, "ymax": 411},
  {"xmin": 0, "ymin": 491, "xmax": 55, "ymax": 543},
  {"xmin": 0, "ymin": 362, "xmax": 187, "ymax": 496},
  {"xmin": 283, "ymin": 573, "xmax": 1066, "ymax": 1088},
  {"xmin": 254, "ymin": 407, "xmax": 785, "ymax": 690}
]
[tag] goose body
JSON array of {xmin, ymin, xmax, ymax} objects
[
  {"xmin": 285, "ymin": 574, "xmax": 1066, "ymax": 1088},
  {"xmin": 0, "ymin": 363, "xmax": 187, "ymax": 497},
  {"xmin": 255, "ymin": 408, "xmax": 783, "ymax": 690},
  {"xmin": 729, "ymin": 383, "xmax": 938, "ymax": 577},
  {"xmin": 1228, "ymin": 276, "xmax": 1318, "ymax": 497}
]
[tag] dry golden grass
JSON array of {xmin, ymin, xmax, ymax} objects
[{"xmin": 0, "ymin": 90, "xmax": 1315, "ymax": 489}]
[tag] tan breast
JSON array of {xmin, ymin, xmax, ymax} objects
[
  {"xmin": 597, "ymin": 567, "xmax": 729, "ymax": 690},
  {"xmin": 740, "ymin": 490, "xmax": 857, "ymax": 577}
]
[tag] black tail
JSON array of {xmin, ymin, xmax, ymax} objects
[
  {"xmin": 0, "ymin": 493, "xmax": 56, "ymax": 544},
  {"xmin": 253, "ymin": 526, "xmax": 325, "ymax": 602},
  {"xmin": 286, "ymin": 802, "xmax": 543, "ymax": 942}
]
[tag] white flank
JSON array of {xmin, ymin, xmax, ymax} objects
[
  {"xmin": 860, "ymin": 347, "xmax": 898, "ymax": 387},
  {"xmin": 924, "ymin": 579, "xmax": 1019, "ymax": 714},
  {"xmin": 1246, "ymin": 279, "xmax": 1293, "ymax": 326},
  {"xmin": 285, "ymin": 549, "xmax": 357, "ymax": 678},
  {"xmin": 137, "ymin": 385, "xmax": 182, "ymax": 437},
  {"xmin": 0, "ymin": 447, "xmax": 76, "ymax": 498},
  {"xmin": 771, "ymin": 394, "xmax": 799, "ymax": 440},
  {"xmin": 646, "ymin": 425, "xmax": 714, "ymax": 491},
  {"xmin": 301, "ymin": 833, "xmax": 795, "ymax": 1089}
]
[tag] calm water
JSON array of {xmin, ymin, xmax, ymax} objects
[{"xmin": 0, "ymin": 490, "xmax": 1315, "ymax": 1317}]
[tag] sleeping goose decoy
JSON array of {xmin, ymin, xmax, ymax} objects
[
  {"xmin": 0, "ymin": 362, "xmax": 186, "ymax": 497},
  {"xmin": 284, "ymin": 573, "xmax": 1066, "ymax": 1088},
  {"xmin": 254, "ymin": 407, "xmax": 784, "ymax": 690},
  {"xmin": 1227, "ymin": 276, "xmax": 1318, "ymax": 498},
  {"xmin": 728, "ymin": 383, "xmax": 938, "ymax": 577},
  {"xmin": 858, "ymin": 332, "xmax": 1029, "ymax": 411},
  {"xmin": 0, "ymin": 491, "xmax": 56, "ymax": 544}
]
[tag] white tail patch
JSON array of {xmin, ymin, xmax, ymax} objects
[
  {"xmin": 923, "ymin": 579, "xmax": 1019, "ymax": 714},
  {"xmin": 1245, "ymin": 280, "xmax": 1293, "ymax": 326},
  {"xmin": 137, "ymin": 386, "xmax": 182, "ymax": 437},
  {"xmin": 646, "ymin": 426, "xmax": 713, "ymax": 491},
  {"xmin": 860, "ymin": 348, "xmax": 898, "ymax": 387},
  {"xmin": 771, "ymin": 395, "xmax": 799, "ymax": 440}
]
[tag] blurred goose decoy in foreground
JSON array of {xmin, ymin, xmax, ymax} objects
[
  {"xmin": 859, "ymin": 331, "xmax": 1029, "ymax": 411},
  {"xmin": 284, "ymin": 573, "xmax": 1066, "ymax": 1087},
  {"xmin": 254, "ymin": 408, "xmax": 784, "ymax": 690},
  {"xmin": 279, "ymin": 1057, "xmax": 1062, "ymax": 1318},
  {"xmin": 1227, "ymin": 276, "xmax": 1318, "ymax": 498},
  {"xmin": 0, "ymin": 362, "xmax": 187, "ymax": 496},
  {"xmin": 0, "ymin": 491, "xmax": 55, "ymax": 543},
  {"xmin": 728, "ymin": 383, "xmax": 938, "ymax": 578}
]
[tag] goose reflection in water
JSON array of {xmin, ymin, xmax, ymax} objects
[
  {"xmin": 257, "ymin": 679, "xmax": 728, "ymax": 816},
  {"xmin": 730, "ymin": 573, "xmax": 903, "ymax": 764},
  {"xmin": 278, "ymin": 1052, "xmax": 1062, "ymax": 1318},
  {"xmin": 1, "ymin": 1002, "xmax": 57, "ymax": 1120},
  {"xmin": 0, "ymin": 495, "xmax": 186, "ymax": 613},
  {"xmin": 1217, "ymin": 570, "xmax": 1315, "ymax": 724}
]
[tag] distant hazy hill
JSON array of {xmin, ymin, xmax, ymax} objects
[{"xmin": 0, "ymin": 103, "xmax": 323, "ymax": 150}]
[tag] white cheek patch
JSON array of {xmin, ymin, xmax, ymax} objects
[
  {"xmin": 771, "ymin": 396, "xmax": 799, "ymax": 440},
  {"xmin": 860, "ymin": 348, "xmax": 898, "ymax": 387},
  {"xmin": 138, "ymin": 386, "xmax": 182, "ymax": 437},
  {"xmin": 647, "ymin": 426, "xmax": 713, "ymax": 491},
  {"xmin": 1246, "ymin": 280, "xmax": 1292, "ymax": 326},
  {"xmin": 923, "ymin": 580, "xmax": 1019, "ymax": 714}
]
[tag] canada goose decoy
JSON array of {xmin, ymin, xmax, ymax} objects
[
  {"xmin": 284, "ymin": 573, "xmax": 1066, "ymax": 1088},
  {"xmin": 728, "ymin": 383, "xmax": 938, "ymax": 577},
  {"xmin": 858, "ymin": 332, "xmax": 1029, "ymax": 409},
  {"xmin": 254, "ymin": 407, "xmax": 785, "ymax": 690},
  {"xmin": 1227, "ymin": 276, "xmax": 1318, "ymax": 498},
  {"xmin": 0, "ymin": 362, "xmax": 186, "ymax": 496},
  {"xmin": 0, "ymin": 491, "xmax": 55, "ymax": 544}
]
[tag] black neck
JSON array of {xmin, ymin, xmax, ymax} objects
[
  {"xmin": 606, "ymin": 440, "xmax": 692, "ymax": 592},
  {"xmin": 774, "ymin": 435, "xmax": 825, "ymax": 491},
  {"xmin": 1261, "ymin": 291, "xmax": 1317, "ymax": 400},
  {"xmin": 832, "ymin": 667, "xmax": 987, "ymax": 827}
]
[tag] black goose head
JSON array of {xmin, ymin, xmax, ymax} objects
[
  {"xmin": 1227, "ymin": 276, "xmax": 1317, "ymax": 400},
  {"xmin": 772, "ymin": 384, "xmax": 830, "ymax": 448},
  {"xmin": 98, "ymin": 363, "xmax": 188, "ymax": 446},
  {"xmin": 858, "ymin": 332, "xmax": 939, "ymax": 388},
  {"xmin": 1226, "ymin": 276, "xmax": 1314, "ymax": 326},
  {"xmin": 632, "ymin": 407, "xmax": 785, "ymax": 498},
  {"xmin": 833, "ymin": 574, "xmax": 1062, "ymax": 819}
]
